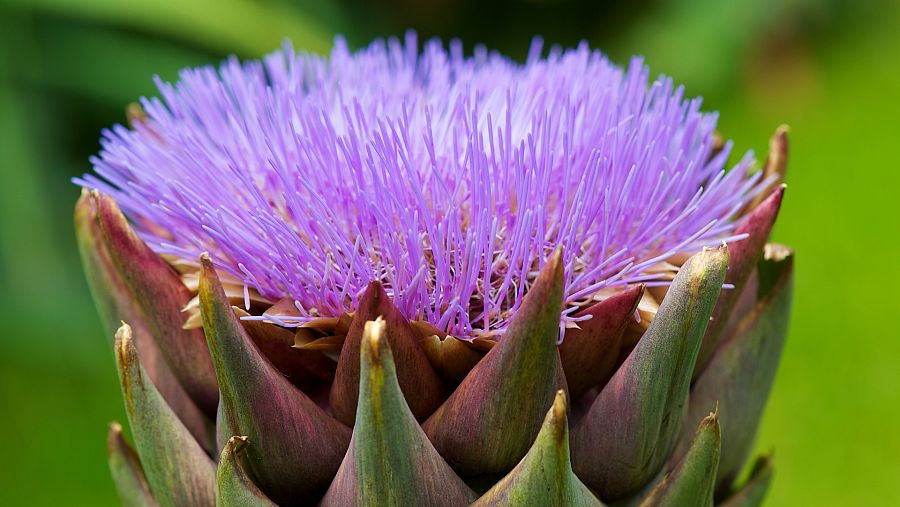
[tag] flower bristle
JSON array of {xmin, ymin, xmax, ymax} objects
[{"xmin": 76, "ymin": 32, "xmax": 772, "ymax": 338}]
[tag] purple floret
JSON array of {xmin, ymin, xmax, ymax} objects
[{"xmin": 76, "ymin": 33, "xmax": 771, "ymax": 338}]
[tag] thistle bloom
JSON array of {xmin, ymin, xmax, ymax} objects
[
  {"xmin": 76, "ymin": 34, "xmax": 793, "ymax": 506},
  {"xmin": 77, "ymin": 34, "xmax": 770, "ymax": 338}
]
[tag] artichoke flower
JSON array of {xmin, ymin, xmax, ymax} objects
[{"xmin": 75, "ymin": 34, "xmax": 793, "ymax": 506}]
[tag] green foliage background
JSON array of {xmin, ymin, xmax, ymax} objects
[{"xmin": 1, "ymin": 0, "xmax": 897, "ymax": 504}]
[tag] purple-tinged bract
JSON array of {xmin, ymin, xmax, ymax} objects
[{"xmin": 76, "ymin": 33, "xmax": 770, "ymax": 338}]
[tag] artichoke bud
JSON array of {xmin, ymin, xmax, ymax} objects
[{"xmin": 74, "ymin": 37, "xmax": 794, "ymax": 506}]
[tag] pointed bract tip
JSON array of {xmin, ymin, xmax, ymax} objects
[
  {"xmin": 552, "ymin": 389, "xmax": 567, "ymax": 414},
  {"xmin": 763, "ymin": 243, "xmax": 793, "ymax": 262},
  {"xmin": 701, "ymin": 243, "xmax": 728, "ymax": 256},
  {"xmin": 638, "ymin": 410, "xmax": 722, "ymax": 507},
  {"xmin": 74, "ymin": 188, "xmax": 100, "ymax": 217},
  {"xmin": 527, "ymin": 247, "xmax": 565, "ymax": 296},
  {"xmin": 758, "ymin": 184, "xmax": 785, "ymax": 216},
  {"xmin": 522, "ymin": 244, "xmax": 566, "ymax": 311},
  {"xmin": 763, "ymin": 126, "xmax": 789, "ymax": 181},
  {"xmin": 772, "ymin": 125, "xmax": 789, "ymax": 153},
  {"xmin": 94, "ymin": 191, "xmax": 130, "ymax": 232},
  {"xmin": 549, "ymin": 389, "xmax": 568, "ymax": 441},
  {"xmin": 357, "ymin": 280, "xmax": 387, "ymax": 312},
  {"xmin": 114, "ymin": 322, "xmax": 134, "ymax": 368},
  {"xmin": 363, "ymin": 317, "xmax": 387, "ymax": 360},
  {"xmin": 106, "ymin": 421, "xmax": 125, "ymax": 455},
  {"xmin": 106, "ymin": 418, "xmax": 158, "ymax": 507},
  {"xmin": 198, "ymin": 253, "xmax": 226, "ymax": 309},
  {"xmin": 772, "ymin": 125, "xmax": 790, "ymax": 150},
  {"xmin": 700, "ymin": 409, "xmax": 721, "ymax": 438},
  {"xmin": 552, "ymin": 389, "xmax": 567, "ymax": 421},
  {"xmin": 548, "ymin": 246, "xmax": 564, "ymax": 277},
  {"xmin": 550, "ymin": 245, "xmax": 564, "ymax": 262},
  {"xmin": 218, "ymin": 435, "xmax": 278, "ymax": 507},
  {"xmin": 227, "ymin": 435, "xmax": 250, "ymax": 454},
  {"xmin": 632, "ymin": 282, "xmax": 647, "ymax": 313},
  {"xmin": 472, "ymin": 385, "xmax": 602, "ymax": 507},
  {"xmin": 773, "ymin": 182, "xmax": 786, "ymax": 198},
  {"xmin": 698, "ymin": 244, "xmax": 730, "ymax": 272}
]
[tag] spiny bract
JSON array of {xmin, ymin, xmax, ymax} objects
[{"xmin": 76, "ymin": 34, "xmax": 793, "ymax": 507}]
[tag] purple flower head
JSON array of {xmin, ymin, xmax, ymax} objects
[{"xmin": 76, "ymin": 33, "xmax": 771, "ymax": 340}]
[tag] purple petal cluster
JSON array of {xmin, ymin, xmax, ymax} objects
[{"xmin": 77, "ymin": 33, "xmax": 770, "ymax": 338}]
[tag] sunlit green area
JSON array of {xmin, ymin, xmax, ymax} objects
[{"xmin": 1, "ymin": 0, "xmax": 897, "ymax": 504}]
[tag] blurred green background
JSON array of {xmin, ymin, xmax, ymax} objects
[{"xmin": 1, "ymin": 0, "xmax": 897, "ymax": 504}]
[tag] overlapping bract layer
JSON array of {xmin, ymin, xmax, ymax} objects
[
  {"xmin": 76, "ymin": 34, "xmax": 772, "ymax": 337},
  {"xmin": 80, "ymin": 174, "xmax": 792, "ymax": 506}
]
